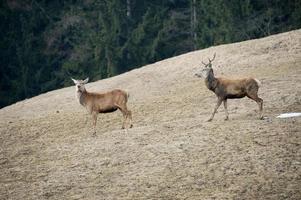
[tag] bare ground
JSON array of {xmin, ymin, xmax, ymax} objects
[{"xmin": 0, "ymin": 29, "xmax": 301, "ymax": 200}]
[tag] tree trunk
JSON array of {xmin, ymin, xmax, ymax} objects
[
  {"xmin": 126, "ymin": 0, "xmax": 131, "ymax": 18},
  {"xmin": 191, "ymin": 0, "xmax": 197, "ymax": 50}
]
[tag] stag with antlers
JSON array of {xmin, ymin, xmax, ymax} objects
[{"xmin": 195, "ymin": 53, "xmax": 264, "ymax": 121}]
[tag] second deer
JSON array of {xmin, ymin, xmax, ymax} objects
[{"xmin": 195, "ymin": 53, "xmax": 263, "ymax": 121}]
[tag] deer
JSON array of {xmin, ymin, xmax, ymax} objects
[
  {"xmin": 195, "ymin": 53, "xmax": 263, "ymax": 121},
  {"xmin": 71, "ymin": 78, "xmax": 133, "ymax": 135}
]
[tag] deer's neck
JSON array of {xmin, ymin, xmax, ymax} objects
[
  {"xmin": 77, "ymin": 90, "xmax": 87, "ymax": 106},
  {"xmin": 205, "ymin": 70, "xmax": 218, "ymax": 91}
]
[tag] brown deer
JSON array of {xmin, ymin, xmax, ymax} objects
[
  {"xmin": 71, "ymin": 78, "xmax": 133, "ymax": 134},
  {"xmin": 195, "ymin": 53, "xmax": 263, "ymax": 121}
]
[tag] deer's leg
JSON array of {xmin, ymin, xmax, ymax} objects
[
  {"xmin": 256, "ymin": 97, "xmax": 263, "ymax": 120},
  {"xmin": 247, "ymin": 93, "xmax": 264, "ymax": 120},
  {"xmin": 127, "ymin": 110, "xmax": 133, "ymax": 128},
  {"xmin": 223, "ymin": 99, "xmax": 229, "ymax": 121},
  {"xmin": 92, "ymin": 112, "xmax": 98, "ymax": 135},
  {"xmin": 208, "ymin": 98, "xmax": 223, "ymax": 122},
  {"xmin": 123, "ymin": 104, "xmax": 133, "ymax": 129},
  {"xmin": 123, "ymin": 108, "xmax": 133, "ymax": 128},
  {"xmin": 115, "ymin": 101, "xmax": 133, "ymax": 129},
  {"xmin": 121, "ymin": 110, "xmax": 127, "ymax": 129},
  {"xmin": 115, "ymin": 104, "xmax": 129, "ymax": 129}
]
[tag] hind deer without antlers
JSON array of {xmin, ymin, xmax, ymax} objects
[
  {"xmin": 71, "ymin": 78, "xmax": 133, "ymax": 135},
  {"xmin": 195, "ymin": 53, "xmax": 264, "ymax": 121}
]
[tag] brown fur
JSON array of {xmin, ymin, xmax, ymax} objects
[
  {"xmin": 195, "ymin": 54, "xmax": 263, "ymax": 121},
  {"xmin": 72, "ymin": 78, "xmax": 133, "ymax": 134}
]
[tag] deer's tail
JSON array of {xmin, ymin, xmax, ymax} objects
[
  {"xmin": 254, "ymin": 78, "xmax": 262, "ymax": 87},
  {"xmin": 125, "ymin": 90, "xmax": 130, "ymax": 102}
]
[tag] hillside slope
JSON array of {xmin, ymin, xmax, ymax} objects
[{"xmin": 1, "ymin": 29, "xmax": 301, "ymax": 199}]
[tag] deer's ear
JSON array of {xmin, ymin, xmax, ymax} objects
[
  {"xmin": 71, "ymin": 78, "xmax": 77, "ymax": 84},
  {"xmin": 83, "ymin": 77, "xmax": 89, "ymax": 84}
]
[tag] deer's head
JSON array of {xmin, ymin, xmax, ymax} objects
[
  {"xmin": 195, "ymin": 53, "xmax": 216, "ymax": 79},
  {"xmin": 71, "ymin": 78, "xmax": 89, "ymax": 92}
]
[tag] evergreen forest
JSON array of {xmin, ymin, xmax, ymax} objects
[{"xmin": 1, "ymin": 0, "xmax": 301, "ymax": 108}]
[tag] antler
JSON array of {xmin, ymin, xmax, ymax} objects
[
  {"xmin": 208, "ymin": 53, "xmax": 216, "ymax": 63},
  {"xmin": 201, "ymin": 53, "xmax": 216, "ymax": 67}
]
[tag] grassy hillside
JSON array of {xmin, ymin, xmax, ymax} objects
[{"xmin": 0, "ymin": 29, "xmax": 301, "ymax": 199}]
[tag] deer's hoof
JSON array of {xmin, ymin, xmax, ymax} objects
[
  {"xmin": 206, "ymin": 118, "xmax": 213, "ymax": 122},
  {"xmin": 224, "ymin": 117, "xmax": 229, "ymax": 121},
  {"xmin": 130, "ymin": 124, "xmax": 133, "ymax": 128}
]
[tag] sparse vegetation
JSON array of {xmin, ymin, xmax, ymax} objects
[{"xmin": 0, "ymin": 30, "xmax": 300, "ymax": 199}]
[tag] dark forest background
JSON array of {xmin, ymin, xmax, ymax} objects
[{"xmin": 1, "ymin": 0, "xmax": 301, "ymax": 108}]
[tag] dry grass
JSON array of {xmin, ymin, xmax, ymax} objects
[{"xmin": 1, "ymin": 29, "xmax": 301, "ymax": 200}]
